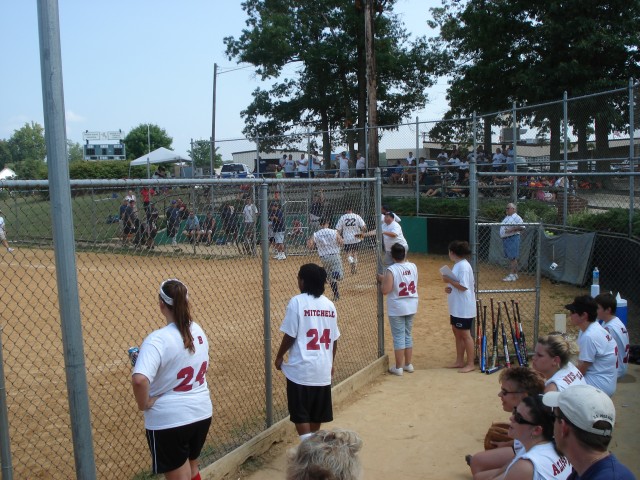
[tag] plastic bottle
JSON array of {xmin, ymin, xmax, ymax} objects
[{"xmin": 592, "ymin": 267, "xmax": 599, "ymax": 285}]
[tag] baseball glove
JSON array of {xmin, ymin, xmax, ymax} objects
[{"xmin": 484, "ymin": 422, "xmax": 511, "ymax": 450}]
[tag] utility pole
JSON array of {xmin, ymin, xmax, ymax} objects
[
  {"xmin": 364, "ymin": 0, "xmax": 379, "ymax": 168},
  {"xmin": 211, "ymin": 62, "xmax": 218, "ymax": 178}
]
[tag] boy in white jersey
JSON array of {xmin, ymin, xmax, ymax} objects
[
  {"xmin": 595, "ymin": 293, "xmax": 630, "ymax": 379},
  {"xmin": 307, "ymin": 218, "xmax": 344, "ymax": 300},
  {"xmin": 275, "ymin": 264, "xmax": 340, "ymax": 441},
  {"xmin": 335, "ymin": 206, "xmax": 366, "ymax": 274},
  {"xmin": 566, "ymin": 295, "xmax": 617, "ymax": 396}
]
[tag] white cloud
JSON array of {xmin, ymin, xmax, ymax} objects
[{"xmin": 66, "ymin": 110, "xmax": 85, "ymax": 122}]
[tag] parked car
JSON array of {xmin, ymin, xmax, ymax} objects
[{"xmin": 219, "ymin": 163, "xmax": 254, "ymax": 179}]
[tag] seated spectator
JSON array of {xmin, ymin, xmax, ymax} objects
[
  {"xmin": 501, "ymin": 395, "xmax": 572, "ymax": 480},
  {"xmin": 200, "ymin": 211, "xmax": 216, "ymax": 246},
  {"xmin": 437, "ymin": 150, "xmax": 449, "ymax": 164},
  {"xmin": 389, "ymin": 160, "xmax": 404, "ymax": 184},
  {"xmin": 183, "ymin": 212, "xmax": 201, "ymax": 244},
  {"xmin": 286, "ymin": 429, "xmax": 363, "ymax": 480},
  {"xmin": 543, "ymin": 385, "xmax": 636, "ymax": 479},
  {"xmin": 468, "ymin": 367, "xmax": 545, "ymax": 479},
  {"xmin": 595, "ymin": 293, "xmax": 630, "ymax": 380}
]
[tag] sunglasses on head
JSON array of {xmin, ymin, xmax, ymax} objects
[{"xmin": 512, "ymin": 408, "xmax": 537, "ymax": 426}]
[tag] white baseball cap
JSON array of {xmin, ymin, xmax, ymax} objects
[{"xmin": 542, "ymin": 385, "xmax": 615, "ymax": 436}]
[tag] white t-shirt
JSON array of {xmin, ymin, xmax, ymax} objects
[
  {"xmin": 335, "ymin": 213, "xmax": 366, "ymax": 245},
  {"xmin": 297, "ymin": 156, "xmax": 308, "ymax": 172},
  {"xmin": 603, "ymin": 316, "xmax": 630, "ymax": 378},
  {"xmin": 243, "ymin": 203, "xmax": 258, "ymax": 223},
  {"xmin": 0, "ymin": 216, "xmax": 5, "ymax": 233},
  {"xmin": 545, "ymin": 362, "xmax": 586, "ymax": 391},
  {"xmin": 381, "ymin": 221, "xmax": 408, "ymax": 252},
  {"xmin": 386, "ymin": 262, "xmax": 419, "ymax": 317},
  {"xmin": 313, "ymin": 228, "xmax": 341, "ymax": 257},
  {"xmin": 133, "ymin": 322, "xmax": 212, "ymax": 430},
  {"xmin": 447, "ymin": 259, "xmax": 476, "ymax": 319},
  {"xmin": 311, "ymin": 156, "xmax": 322, "ymax": 171},
  {"xmin": 284, "ymin": 158, "xmax": 296, "ymax": 173},
  {"xmin": 577, "ymin": 321, "xmax": 617, "ymax": 396},
  {"xmin": 339, "ymin": 156, "xmax": 349, "ymax": 171},
  {"xmin": 505, "ymin": 442, "xmax": 571, "ymax": 480},
  {"xmin": 280, "ymin": 293, "xmax": 340, "ymax": 386},
  {"xmin": 406, "ymin": 156, "xmax": 415, "ymax": 166},
  {"xmin": 356, "ymin": 156, "xmax": 365, "ymax": 169},
  {"xmin": 500, "ymin": 213, "xmax": 525, "ymax": 238}
]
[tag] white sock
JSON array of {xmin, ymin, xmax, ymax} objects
[{"xmin": 299, "ymin": 432, "xmax": 314, "ymax": 442}]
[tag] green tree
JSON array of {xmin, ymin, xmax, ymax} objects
[
  {"xmin": 188, "ymin": 140, "xmax": 222, "ymax": 171},
  {"xmin": 14, "ymin": 158, "xmax": 48, "ymax": 180},
  {"xmin": 67, "ymin": 140, "xmax": 84, "ymax": 164},
  {"xmin": 123, "ymin": 123, "xmax": 172, "ymax": 160},
  {"xmin": 7, "ymin": 122, "xmax": 47, "ymax": 164},
  {"xmin": 0, "ymin": 140, "xmax": 11, "ymax": 170},
  {"xmin": 224, "ymin": 0, "xmax": 437, "ymax": 166}
]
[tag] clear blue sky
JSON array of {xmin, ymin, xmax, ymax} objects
[{"xmin": 1, "ymin": 0, "xmax": 447, "ymax": 160}]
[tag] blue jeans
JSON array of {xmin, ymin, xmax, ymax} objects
[{"xmin": 388, "ymin": 314, "xmax": 414, "ymax": 350}]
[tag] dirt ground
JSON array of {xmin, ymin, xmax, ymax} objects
[{"xmin": 237, "ymin": 254, "xmax": 640, "ymax": 480}]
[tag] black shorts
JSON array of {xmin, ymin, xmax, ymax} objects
[
  {"xmin": 343, "ymin": 243, "xmax": 360, "ymax": 253},
  {"xmin": 286, "ymin": 379, "xmax": 333, "ymax": 425},
  {"xmin": 146, "ymin": 417, "xmax": 211, "ymax": 474},
  {"xmin": 450, "ymin": 315, "xmax": 473, "ymax": 330}
]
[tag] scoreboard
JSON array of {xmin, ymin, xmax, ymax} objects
[{"xmin": 83, "ymin": 144, "xmax": 126, "ymax": 160}]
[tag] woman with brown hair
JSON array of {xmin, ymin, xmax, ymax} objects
[{"xmin": 132, "ymin": 279, "xmax": 212, "ymax": 480}]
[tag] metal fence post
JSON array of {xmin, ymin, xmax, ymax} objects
[
  {"xmin": 470, "ymin": 112, "xmax": 478, "ymax": 278},
  {"xmin": 512, "ymin": 101, "xmax": 518, "ymax": 201},
  {"xmin": 415, "ymin": 116, "xmax": 420, "ymax": 215},
  {"xmin": 260, "ymin": 182, "xmax": 273, "ymax": 427},
  {"xmin": 375, "ymin": 169, "xmax": 384, "ymax": 358},
  {"xmin": 0, "ymin": 326, "xmax": 14, "ymax": 480},
  {"xmin": 629, "ymin": 78, "xmax": 635, "ymax": 238},
  {"xmin": 562, "ymin": 91, "xmax": 569, "ymax": 228}
]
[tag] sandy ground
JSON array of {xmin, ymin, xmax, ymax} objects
[{"xmin": 234, "ymin": 251, "xmax": 640, "ymax": 479}]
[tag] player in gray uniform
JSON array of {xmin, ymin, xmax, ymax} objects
[
  {"xmin": 335, "ymin": 207, "xmax": 366, "ymax": 274},
  {"xmin": 307, "ymin": 218, "xmax": 344, "ymax": 301}
]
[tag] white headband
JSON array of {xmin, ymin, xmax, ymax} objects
[{"xmin": 159, "ymin": 279, "xmax": 187, "ymax": 306}]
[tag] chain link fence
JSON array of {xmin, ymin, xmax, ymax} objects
[{"xmin": 0, "ymin": 176, "xmax": 381, "ymax": 478}]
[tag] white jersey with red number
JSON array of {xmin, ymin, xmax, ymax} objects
[
  {"xmin": 386, "ymin": 262, "xmax": 419, "ymax": 317},
  {"xmin": 603, "ymin": 316, "xmax": 630, "ymax": 378},
  {"xmin": 545, "ymin": 362, "xmax": 586, "ymax": 391},
  {"xmin": 577, "ymin": 321, "xmax": 617, "ymax": 396},
  {"xmin": 280, "ymin": 293, "xmax": 340, "ymax": 386},
  {"xmin": 505, "ymin": 442, "xmax": 571, "ymax": 480},
  {"xmin": 335, "ymin": 213, "xmax": 365, "ymax": 245},
  {"xmin": 133, "ymin": 321, "xmax": 212, "ymax": 430},
  {"xmin": 447, "ymin": 258, "xmax": 476, "ymax": 319}
]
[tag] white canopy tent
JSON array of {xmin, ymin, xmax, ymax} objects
[
  {"xmin": 129, "ymin": 147, "xmax": 192, "ymax": 178},
  {"xmin": 0, "ymin": 167, "xmax": 17, "ymax": 180}
]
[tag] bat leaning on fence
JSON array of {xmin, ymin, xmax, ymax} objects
[
  {"xmin": 504, "ymin": 301, "xmax": 525, "ymax": 367},
  {"xmin": 475, "ymin": 300, "xmax": 481, "ymax": 365},
  {"xmin": 514, "ymin": 301, "xmax": 528, "ymax": 366},
  {"xmin": 499, "ymin": 303, "xmax": 511, "ymax": 369},
  {"xmin": 490, "ymin": 299, "xmax": 498, "ymax": 371},
  {"xmin": 481, "ymin": 304, "xmax": 487, "ymax": 372}
]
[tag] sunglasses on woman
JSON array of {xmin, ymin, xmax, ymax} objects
[{"xmin": 512, "ymin": 408, "xmax": 538, "ymax": 426}]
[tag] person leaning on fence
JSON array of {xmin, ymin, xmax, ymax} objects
[
  {"xmin": 132, "ymin": 279, "xmax": 212, "ymax": 480},
  {"xmin": 275, "ymin": 264, "xmax": 340, "ymax": 442},
  {"xmin": 286, "ymin": 429, "xmax": 363, "ymax": 480},
  {"xmin": 380, "ymin": 211, "xmax": 408, "ymax": 268},
  {"xmin": 543, "ymin": 385, "xmax": 636, "ymax": 480}
]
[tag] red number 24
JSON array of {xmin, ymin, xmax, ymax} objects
[
  {"xmin": 174, "ymin": 361, "xmax": 208, "ymax": 392},
  {"xmin": 306, "ymin": 329, "xmax": 331, "ymax": 350},
  {"xmin": 399, "ymin": 281, "xmax": 416, "ymax": 296}
]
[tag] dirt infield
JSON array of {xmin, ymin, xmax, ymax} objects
[{"xmin": 0, "ymin": 247, "xmax": 595, "ymax": 478}]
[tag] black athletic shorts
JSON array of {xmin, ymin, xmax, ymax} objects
[
  {"xmin": 286, "ymin": 379, "xmax": 333, "ymax": 425},
  {"xmin": 146, "ymin": 417, "xmax": 211, "ymax": 474},
  {"xmin": 450, "ymin": 315, "xmax": 473, "ymax": 330}
]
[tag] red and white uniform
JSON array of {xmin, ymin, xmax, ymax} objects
[
  {"xmin": 386, "ymin": 262, "xmax": 418, "ymax": 317},
  {"xmin": 505, "ymin": 442, "xmax": 571, "ymax": 480},
  {"xmin": 545, "ymin": 362, "xmax": 586, "ymax": 391},
  {"xmin": 133, "ymin": 322, "xmax": 212, "ymax": 430},
  {"xmin": 280, "ymin": 293, "xmax": 340, "ymax": 386},
  {"xmin": 577, "ymin": 321, "xmax": 617, "ymax": 396},
  {"xmin": 335, "ymin": 213, "xmax": 365, "ymax": 245},
  {"xmin": 603, "ymin": 316, "xmax": 630, "ymax": 378}
]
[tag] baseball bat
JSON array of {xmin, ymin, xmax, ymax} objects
[
  {"xmin": 515, "ymin": 301, "xmax": 528, "ymax": 366},
  {"xmin": 499, "ymin": 303, "xmax": 511, "ymax": 368},
  {"xmin": 486, "ymin": 365, "xmax": 503, "ymax": 375},
  {"xmin": 475, "ymin": 300, "xmax": 481, "ymax": 364},
  {"xmin": 504, "ymin": 301, "xmax": 524, "ymax": 366},
  {"xmin": 481, "ymin": 305, "xmax": 487, "ymax": 372},
  {"xmin": 490, "ymin": 299, "xmax": 498, "ymax": 370}
]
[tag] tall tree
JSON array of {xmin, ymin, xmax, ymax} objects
[
  {"xmin": 7, "ymin": 122, "xmax": 47, "ymax": 164},
  {"xmin": 224, "ymin": 0, "xmax": 437, "ymax": 166},
  {"xmin": 67, "ymin": 140, "xmax": 84, "ymax": 163},
  {"xmin": 0, "ymin": 140, "xmax": 11, "ymax": 170},
  {"xmin": 189, "ymin": 140, "xmax": 222, "ymax": 171},
  {"xmin": 123, "ymin": 124, "xmax": 172, "ymax": 160}
]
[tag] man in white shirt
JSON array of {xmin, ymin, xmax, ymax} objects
[
  {"xmin": 307, "ymin": 218, "xmax": 344, "ymax": 300},
  {"xmin": 311, "ymin": 153, "xmax": 322, "ymax": 177},
  {"xmin": 339, "ymin": 152, "xmax": 350, "ymax": 178},
  {"xmin": 380, "ymin": 212, "xmax": 408, "ymax": 268},
  {"xmin": 241, "ymin": 197, "xmax": 259, "ymax": 255},
  {"xmin": 499, "ymin": 203, "xmax": 525, "ymax": 282},
  {"xmin": 335, "ymin": 207, "xmax": 367, "ymax": 274},
  {"xmin": 566, "ymin": 295, "xmax": 617, "ymax": 396},
  {"xmin": 355, "ymin": 152, "xmax": 366, "ymax": 178},
  {"xmin": 406, "ymin": 152, "xmax": 415, "ymax": 166},
  {"xmin": 297, "ymin": 153, "xmax": 309, "ymax": 178}
]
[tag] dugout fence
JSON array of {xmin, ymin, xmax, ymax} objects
[{"xmin": 0, "ymin": 176, "xmax": 383, "ymax": 479}]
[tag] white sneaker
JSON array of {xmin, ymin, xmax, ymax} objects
[
  {"xmin": 388, "ymin": 366, "xmax": 403, "ymax": 376},
  {"xmin": 502, "ymin": 274, "xmax": 516, "ymax": 282},
  {"xmin": 280, "ymin": 253, "xmax": 286, "ymax": 260},
  {"xmin": 403, "ymin": 364, "xmax": 415, "ymax": 373},
  {"xmin": 7, "ymin": 248, "xmax": 14, "ymax": 253},
  {"xmin": 171, "ymin": 239, "xmax": 177, "ymax": 246},
  {"xmin": 347, "ymin": 255, "xmax": 354, "ymax": 264}
]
